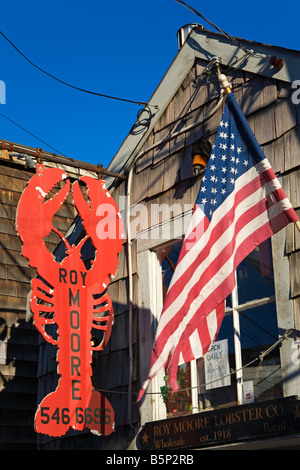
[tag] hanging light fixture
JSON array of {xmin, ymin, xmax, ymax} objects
[{"xmin": 191, "ymin": 137, "xmax": 212, "ymax": 175}]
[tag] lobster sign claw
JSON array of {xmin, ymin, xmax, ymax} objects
[
  {"xmin": 16, "ymin": 164, "xmax": 70, "ymax": 284},
  {"xmin": 16, "ymin": 164, "xmax": 124, "ymax": 437},
  {"xmin": 72, "ymin": 176, "xmax": 124, "ymax": 288}
]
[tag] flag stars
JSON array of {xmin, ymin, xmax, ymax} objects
[
  {"xmin": 219, "ymin": 132, "xmax": 228, "ymax": 139},
  {"xmin": 220, "ymin": 120, "xmax": 229, "ymax": 128},
  {"xmin": 219, "ymin": 143, "xmax": 227, "ymax": 150},
  {"xmin": 200, "ymin": 118, "xmax": 252, "ymax": 221},
  {"xmin": 230, "ymin": 167, "xmax": 238, "ymax": 176}
]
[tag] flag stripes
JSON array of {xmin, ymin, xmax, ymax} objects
[{"xmin": 139, "ymin": 92, "xmax": 298, "ymax": 398}]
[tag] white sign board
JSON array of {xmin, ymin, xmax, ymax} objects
[
  {"xmin": 204, "ymin": 339, "xmax": 231, "ymax": 390},
  {"xmin": 243, "ymin": 380, "xmax": 254, "ymax": 403}
]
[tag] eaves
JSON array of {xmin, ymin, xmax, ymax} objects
[{"xmin": 106, "ymin": 25, "xmax": 300, "ymax": 189}]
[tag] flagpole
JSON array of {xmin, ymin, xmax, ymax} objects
[
  {"xmin": 216, "ymin": 65, "xmax": 232, "ymax": 96},
  {"xmin": 215, "ymin": 66, "xmax": 245, "ymax": 404},
  {"xmin": 216, "ymin": 65, "xmax": 300, "ymax": 233}
]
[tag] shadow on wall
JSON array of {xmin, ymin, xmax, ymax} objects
[{"xmin": 0, "ymin": 311, "xmax": 39, "ymax": 450}]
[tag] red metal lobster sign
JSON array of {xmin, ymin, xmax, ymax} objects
[{"xmin": 16, "ymin": 164, "xmax": 124, "ymax": 437}]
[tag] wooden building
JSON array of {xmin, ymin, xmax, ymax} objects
[{"xmin": 1, "ymin": 25, "xmax": 300, "ymax": 450}]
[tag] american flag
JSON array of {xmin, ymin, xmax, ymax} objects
[{"xmin": 139, "ymin": 92, "xmax": 298, "ymax": 398}]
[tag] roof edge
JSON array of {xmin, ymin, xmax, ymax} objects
[{"xmin": 106, "ymin": 26, "xmax": 298, "ymax": 188}]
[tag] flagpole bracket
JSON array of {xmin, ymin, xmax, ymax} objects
[{"xmin": 210, "ymin": 57, "xmax": 232, "ymax": 95}]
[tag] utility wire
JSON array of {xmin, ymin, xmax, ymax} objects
[
  {"xmin": 96, "ymin": 329, "xmax": 293, "ymax": 397},
  {"xmin": 0, "ymin": 30, "xmax": 150, "ymax": 107},
  {"xmin": 0, "ymin": 110, "xmax": 67, "ymax": 156},
  {"xmin": 174, "ymin": 0, "xmax": 254, "ymax": 55}
]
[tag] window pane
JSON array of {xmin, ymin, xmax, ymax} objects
[
  {"xmin": 197, "ymin": 313, "xmax": 238, "ymax": 411},
  {"xmin": 236, "ymin": 238, "xmax": 275, "ymax": 304},
  {"xmin": 240, "ymin": 302, "xmax": 278, "ymax": 350},
  {"xmin": 156, "ymin": 237, "xmax": 281, "ymax": 414},
  {"xmin": 157, "ymin": 241, "xmax": 193, "ymax": 418},
  {"xmin": 240, "ymin": 302, "xmax": 282, "ymax": 401},
  {"xmin": 235, "ymin": 240, "xmax": 282, "ymax": 401},
  {"xmin": 161, "ymin": 364, "xmax": 192, "ymax": 418},
  {"xmin": 158, "ymin": 241, "xmax": 182, "ymax": 298}
]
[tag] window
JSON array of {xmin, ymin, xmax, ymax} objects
[{"xmin": 156, "ymin": 237, "xmax": 282, "ymax": 418}]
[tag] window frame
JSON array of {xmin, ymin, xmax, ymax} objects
[
  {"xmin": 225, "ymin": 275, "xmax": 277, "ymax": 406},
  {"xmin": 136, "ymin": 212, "xmax": 299, "ymax": 424}
]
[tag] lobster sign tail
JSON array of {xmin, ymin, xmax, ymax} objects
[{"xmin": 16, "ymin": 164, "xmax": 124, "ymax": 437}]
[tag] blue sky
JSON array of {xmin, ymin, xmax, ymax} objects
[{"xmin": 0, "ymin": 0, "xmax": 299, "ymax": 169}]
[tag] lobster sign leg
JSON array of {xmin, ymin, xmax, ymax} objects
[{"xmin": 16, "ymin": 164, "xmax": 124, "ymax": 437}]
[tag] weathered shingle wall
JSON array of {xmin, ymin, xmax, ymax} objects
[
  {"xmin": 1, "ymin": 54, "xmax": 300, "ymax": 450},
  {"xmin": 0, "ymin": 163, "xmax": 39, "ymax": 450},
  {"xmin": 109, "ymin": 59, "xmax": 300, "ymax": 440}
]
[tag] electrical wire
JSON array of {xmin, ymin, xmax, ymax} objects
[
  {"xmin": 95, "ymin": 329, "xmax": 293, "ymax": 397},
  {"xmin": 0, "ymin": 110, "xmax": 67, "ymax": 156},
  {"xmin": 1, "ymin": 20, "xmax": 287, "ymax": 402},
  {"xmin": 174, "ymin": 0, "xmax": 253, "ymax": 55},
  {"xmin": 0, "ymin": 30, "xmax": 150, "ymax": 107},
  {"xmin": 0, "ymin": 30, "xmax": 156, "ymax": 166},
  {"xmin": 174, "ymin": 0, "xmax": 275, "ymax": 70}
]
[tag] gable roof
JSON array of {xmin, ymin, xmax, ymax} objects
[{"xmin": 106, "ymin": 25, "xmax": 299, "ymax": 188}]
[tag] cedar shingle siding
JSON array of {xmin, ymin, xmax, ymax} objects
[{"xmin": 1, "ymin": 42, "xmax": 300, "ymax": 449}]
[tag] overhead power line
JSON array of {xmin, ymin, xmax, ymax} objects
[
  {"xmin": 174, "ymin": 1, "xmax": 278, "ymax": 70},
  {"xmin": 0, "ymin": 30, "xmax": 149, "ymax": 107},
  {"xmin": 0, "ymin": 110, "xmax": 67, "ymax": 156},
  {"xmin": 174, "ymin": 0, "xmax": 253, "ymax": 55},
  {"xmin": 95, "ymin": 328, "xmax": 293, "ymax": 396}
]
